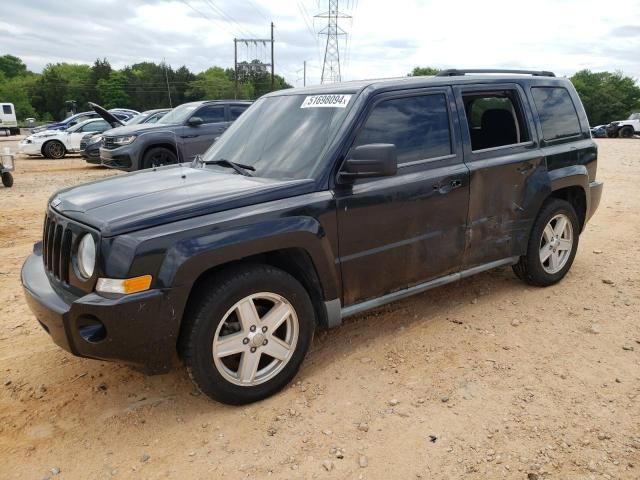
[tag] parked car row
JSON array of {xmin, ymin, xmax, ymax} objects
[
  {"xmin": 30, "ymin": 108, "xmax": 139, "ymax": 134},
  {"xmin": 604, "ymin": 112, "xmax": 639, "ymax": 138},
  {"xmin": 18, "ymin": 100, "xmax": 252, "ymax": 169}
]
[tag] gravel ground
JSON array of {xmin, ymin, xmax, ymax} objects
[{"xmin": 0, "ymin": 140, "xmax": 639, "ymax": 480}]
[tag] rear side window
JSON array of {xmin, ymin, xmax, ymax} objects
[
  {"xmin": 531, "ymin": 87, "xmax": 581, "ymax": 141},
  {"xmin": 353, "ymin": 94, "xmax": 452, "ymax": 165},
  {"xmin": 230, "ymin": 105, "xmax": 248, "ymax": 120},
  {"xmin": 462, "ymin": 90, "xmax": 530, "ymax": 151},
  {"xmin": 196, "ymin": 105, "xmax": 225, "ymax": 124},
  {"xmin": 2, "ymin": 105, "xmax": 12, "ymax": 115}
]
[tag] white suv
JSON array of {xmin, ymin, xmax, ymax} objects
[{"xmin": 606, "ymin": 113, "xmax": 640, "ymax": 138}]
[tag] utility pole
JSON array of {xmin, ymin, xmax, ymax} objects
[
  {"xmin": 233, "ymin": 24, "xmax": 275, "ymax": 97},
  {"xmin": 303, "ymin": 60, "xmax": 306, "ymax": 87},
  {"xmin": 234, "ymin": 38, "xmax": 238, "ymax": 99},
  {"xmin": 270, "ymin": 22, "xmax": 275, "ymax": 91},
  {"xmin": 316, "ymin": 0, "xmax": 350, "ymax": 84}
]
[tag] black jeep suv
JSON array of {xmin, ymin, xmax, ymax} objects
[
  {"xmin": 97, "ymin": 100, "xmax": 252, "ymax": 171},
  {"xmin": 22, "ymin": 69, "xmax": 603, "ymax": 405}
]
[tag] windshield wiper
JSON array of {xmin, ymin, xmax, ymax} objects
[{"xmin": 201, "ymin": 157, "xmax": 255, "ymax": 177}]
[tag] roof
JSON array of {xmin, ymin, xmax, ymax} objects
[{"xmin": 267, "ymin": 71, "xmax": 568, "ymax": 97}]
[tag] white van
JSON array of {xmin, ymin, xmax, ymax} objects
[{"xmin": 0, "ymin": 103, "xmax": 19, "ymax": 136}]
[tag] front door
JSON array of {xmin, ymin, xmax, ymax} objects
[
  {"xmin": 334, "ymin": 88, "xmax": 470, "ymax": 307},
  {"xmin": 181, "ymin": 104, "xmax": 229, "ymax": 160}
]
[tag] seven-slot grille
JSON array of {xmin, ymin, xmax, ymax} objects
[{"xmin": 42, "ymin": 212, "xmax": 73, "ymax": 282}]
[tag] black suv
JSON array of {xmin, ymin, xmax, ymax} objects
[
  {"xmin": 98, "ymin": 100, "xmax": 252, "ymax": 171},
  {"xmin": 21, "ymin": 69, "xmax": 603, "ymax": 405}
]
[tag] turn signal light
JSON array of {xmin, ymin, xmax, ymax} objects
[{"xmin": 96, "ymin": 275, "xmax": 152, "ymax": 295}]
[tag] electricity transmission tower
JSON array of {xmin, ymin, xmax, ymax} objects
[{"xmin": 315, "ymin": 1, "xmax": 350, "ymax": 84}]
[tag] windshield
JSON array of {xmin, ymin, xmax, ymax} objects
[
  {"xmin": 126, "ymin": 114, "xmax": 149, "ymax": 125},
  {"xmin": 202, "ymin": 94, "xmax": 355, "ymax": 180},
  {"xmin": 158, "ymin": 103, "xmax": 198, "ymax": 125},
  {"xmin": 629, "ymin": 113, "xmax": 640, "ymax": 120},
  {"xmin": 67, "ymin": 120, "xmax": 93, "ymax": 132}
]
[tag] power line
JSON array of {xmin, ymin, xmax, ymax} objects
[
  {"xmin": 202, "ymin": 0, "xmax": 257, "ymax": 38},
  {"xmin": 179, "ymin": 0, "xmax": 238, "ymax": 37}
]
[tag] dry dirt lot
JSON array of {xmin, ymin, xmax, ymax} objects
[{"xmin": 0, "ymin": 139, "xmax": 639, "ymax": 480}]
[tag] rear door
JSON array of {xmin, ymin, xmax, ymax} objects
[
  {"xmin": 334, "ymin": 87, "xmax": 469, "ymax": 306},
  {"xmin": 454, "ymin": 83, "xmax": 543, "ymax": 268},
  {"xmin": 181, "ymin": 104, "xmax": 228, "ymax": 159}
]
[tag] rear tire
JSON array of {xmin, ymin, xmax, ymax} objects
[
  {"xmin": 142, "ymin": 147, "xmax": 177, "ymax": 169},
  {"xmin": 1, "ymin": 172, "xmax": 13, "ymax": 187},
  {"xmin": 513, "ymin": 198, "xmax": 580, "ymax": 286},
  {"xmin": 180, "ymin": 264, "xmax": 315, "ymax": 405},
  {"xmin": 44, "ymin": 140, "xmax": 66, "ymax": 159},
  {"xmin": 619, "ymin": 126, "xmax": 634, "ymax": 138}
]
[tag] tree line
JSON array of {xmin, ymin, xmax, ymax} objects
[
  {"xmin": 409, "ymin": 67, "xmax": 640, "ymax": 126},
  {"xmin": 0, "ymin": 55, "xmax": 291, "ymax": 121}
]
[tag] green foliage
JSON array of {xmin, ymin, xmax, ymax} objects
[
  {"xmin": 0, "ymin": 55, "xmax": 28, "ymax": 78},
  {"xmin": 570, "ymin": 70, "xmax": 640, "ymax": 125},
  {"xmin": 0, "ymin": 72, "xmax": 36, "ymax": 119},
  {"xmin": 96, "ymin": 71, "xmax": 130, "ymax": 109},
  {"xmin": 408, "ymin": 66, "xmax": 441, "ymax": 77}
]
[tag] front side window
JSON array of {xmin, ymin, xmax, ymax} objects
[
  {"xmin": 462, "ymin": 90, "xmax": 530, "ymax": 151},
  {"xmin": 230, "ymin": 105, "xmax": 248, "ymax": 120},
  {"xmin": 352, "ymin": 94, "xmax": 452, "ymax": 164},
  {"xmin": 531, "ymin": 87, "xmax": 581, "ymax": 141},
  {"xmin": 2, "ymin": 105, "xmax": 12, "ymax": 115},
  {"xmin": 196, "ymin": 105, "xmax": 225, "ymax": 124}
]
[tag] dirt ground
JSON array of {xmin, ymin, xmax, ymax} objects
[{"xmin": 0, "ymin": 139, "xmax": 638, "ymax": 480}]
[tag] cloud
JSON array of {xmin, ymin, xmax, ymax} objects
[{"xmin": 0, "ymin": 0, "xmax": 639, "ymax": 87}]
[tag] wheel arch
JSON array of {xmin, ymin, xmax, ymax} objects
[
  {"xmin": 547, "ymin": 165, "xmax": 589, "ymax": 232},
  {"xmin": 140, "ymin": 142, "xmax": 180, "ymax": 167}
]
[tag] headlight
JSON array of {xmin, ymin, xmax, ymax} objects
[
  {"xmin": 77, "ymin": 234, "xmax": 96, "ymax": 279},
  {"xmin": 91, "ymin": 135, "xmax": 103, "ymax": 145},
  {"xmin": 113, "ymin": 135, "xmax": 137, "ymax": 146}
]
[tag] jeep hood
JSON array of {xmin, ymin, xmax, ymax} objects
[{"xmin": 50, "ymin": 166, "xmax": 315, "ymax": 236}]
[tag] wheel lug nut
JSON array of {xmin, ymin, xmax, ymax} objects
[
  {"xmin": 250, "ymin": 325, "xmax": 256, "ymax": 332},
  {"xmin": 263, "ymin": 339, "xmax": 268, "ymax": 345},
  {"xmin": 242, "ymin": 338, "xmax": 249, "ymax": 345},
  {"xmin": 262, "ymin": 326, "xmax": 268, "ymax": 333},
  {"xmin": 250, "ymin": 347, "xmax": 257, "ymax": 353}
]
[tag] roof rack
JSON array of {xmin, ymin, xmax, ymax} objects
[{"xmin": 436, "ymin": 69, "xmax": 555, "ymax": 77}]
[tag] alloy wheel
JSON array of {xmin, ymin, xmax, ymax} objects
[
  {"xmin": 212, "ymin": 292, "xmax": 299, "ymax": 386},
  {"xmin": 539, "ymin": 213, "xmax": 573, "ymax": 274}
]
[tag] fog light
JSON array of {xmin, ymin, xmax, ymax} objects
[
  {"xmin": 96, "ymin": 275, "xmax": 152, "ymax": 294},
  {"xmin": 77, "ymin": 315, "xmax": 107, "ymax": 343}
]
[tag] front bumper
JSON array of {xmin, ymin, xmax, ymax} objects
[
  {"xmin": 18, "ymin": 141, "xmax": 42, "ymax": 156},
  {"xmin": 21, "ymin": 246, "xmax": 181, "ymax": 374},
  {"xmin": 100, "ymin": 146, "xmax": 135, "ymax": 171},
  {"xmin": 82, "ymin": 146, "xmax": 101, "ymax": 164},
  {"xmin": 587, "ymin": 180, "xmax": 603, "ymax": 223}
]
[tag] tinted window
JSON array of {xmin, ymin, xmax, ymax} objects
[
  {"xmin": 83, "ymin": 121, "xmax": 109, "ymax": 132},
  {"xmin": 531, "ymin": 87, "xmax": 581, "ymax": 140},
  {"xmin": 463, "ymin": 91, "xmax": 530, "ymax": 151},
  {"xmin": 196, "ymin": 105, "xmax": 225, "ymax": 124},
  {"xmin": 230, "ymin": 105, "xmax": 248, "ymax": 120},
  {"xmin": 353, "ymin": 94, "xmax": 451, "ymax": 164},
  {"xmin": 2, "ymin": 105, "xmax": 12, "ymax": 115}
]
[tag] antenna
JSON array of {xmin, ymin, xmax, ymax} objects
[{"xmin": 163, "ymin": 58, "xmax": 173, "ymax": 108}]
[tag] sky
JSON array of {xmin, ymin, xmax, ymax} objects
[{"xmin": 0, "ymin": 0, "xmax": 639, "ymax": 87}]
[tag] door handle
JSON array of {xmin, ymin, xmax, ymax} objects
[{"xmin": 434, "ymin": 179, "xmax": 463, "ymax": 194}]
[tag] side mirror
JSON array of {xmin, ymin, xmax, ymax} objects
[
  {"xmin": 187, "ymin": 116, "xmax": 203, "ymax": 127},
  {"xmin": 339, "ymin": 144, "xmax": 397, "ymax": 181}
]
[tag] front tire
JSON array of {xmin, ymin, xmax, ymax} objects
[
  {"xmin": 513, "ymin": 198, "xmax": 580, "ymax": 286},
  {"xmin": 181, "ymin": 264, "xmax": 315, "ymax": 405},
  {"xmin": 1, "ymin": 172, "xmax": 13, "ymax": 187},
  {"xmin": 44, "ymin": 140, "xmax": 66, "ymax": 159},
  {"xmin": 142, "ymin": 147, "xmax": 177, "ymax": 170},
  {"xmin": 619, "ymin": 126, "xmax": 634, "ymax": 138}
]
